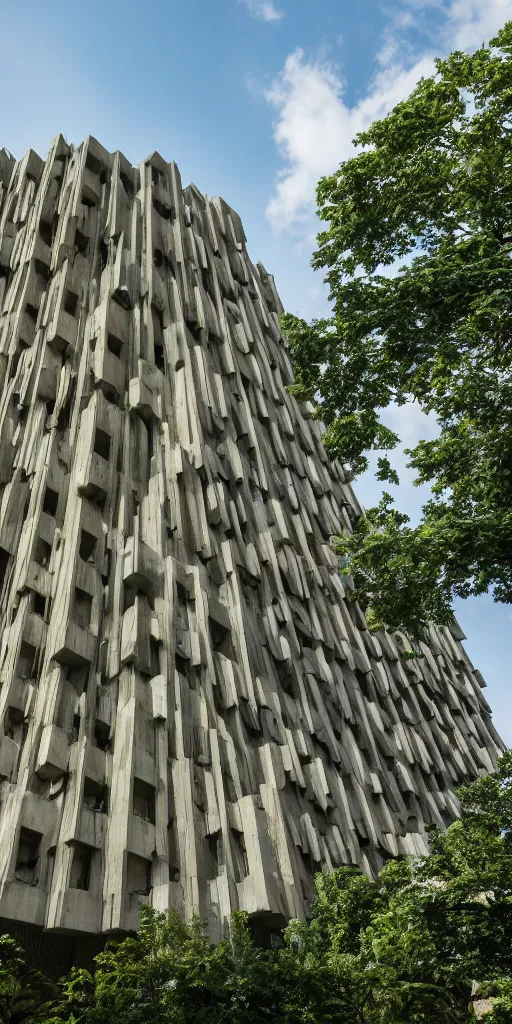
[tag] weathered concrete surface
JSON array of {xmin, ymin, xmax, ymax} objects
[{"xmin": 0, "ymin": 136, "xmax": 503, "ymax": 941}]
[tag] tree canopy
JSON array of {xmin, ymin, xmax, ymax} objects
[
  {"xmin": 282, "ymin": 21, "xmax": 512, "ymax": 636},
  {"xmin": 2, "ymin": 753, "xmax": 511, "ymax": 1024}
]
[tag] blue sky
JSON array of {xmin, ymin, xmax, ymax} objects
[{"xmin": 3, "ymin": 0, "xmax": 510, "ymax": 743}]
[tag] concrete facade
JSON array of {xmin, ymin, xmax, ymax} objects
[{"xmin": 0, "ymin": 136, "xmax": 502, "ymax": 943}]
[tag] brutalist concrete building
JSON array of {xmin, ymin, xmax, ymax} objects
[{"xmin": 0, "ymin": 135, "xmax": 502, "ymax": 967}]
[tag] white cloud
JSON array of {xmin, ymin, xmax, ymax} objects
[
  {"xmin": 263, "ymin": 0, "xmax": 512, "ymax": 231},
  {"xmin": 241, "ymin": 0, "xmax": 284, "ymax": 22}
]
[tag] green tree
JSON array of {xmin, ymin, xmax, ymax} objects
[
  {"xmin": 286, "ymin": 751, "xmax": 512, "ymax": 1023},
  {"xmin": 282, "ymin": 21, "xmax": 512, "ymax": 635},
  {"xmin": 0, "ymin": 936, "xmax": 55, "ymax": 1024},
  {"xmin": 36, "ymin": 753, "xmax": 511, "ymax": 1024}
]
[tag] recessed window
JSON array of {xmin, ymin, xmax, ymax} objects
[
  {"xmin": 33, "ymin": 592, "xmax": 46, "ymax": 617},
  {"xmin": 133, "ymin": 778, "xmax": 156, "ymax": 824},
  {"xmin": 120, "ymin": 172, "xmax": 133, "ymax": 196},
  {"xmin": 79, "ymin": 529, "xmax": 97, "ymax": 563},
  {"xmin": 93, "ymin": 428, "xmax": 111, "ymax": 461},
  {"xmin": 69, "ymin": 843, "xmax": 93, "ymax": 890},
  {"xmin": 127, "ymin": 853, "xmax": 152, "ymax": 895},
  {"xmin": 42, "ymin": 487, "xmax": 59, "ymax": 517},
  {"xmin": 74, "ymin": 588, "xmax": 93, "ymax": 629},
  {"xmin": 34, "ymin": 537, "xmax": 51, "ymax": 567},
  {"xmin": 17, "ymin": 641, "xmax": 37, "ymax": 680},
  {"xmin": 94, "ymin": 720, "xmax": 110, "ymax": 751},
  {"xmin": 231, "ymin": 828, "xmax": 249, "ymax": 882},
  {"xmin": 107, "ymin": 332, "xmax": 123, "ymax": 357},
  {"xmin": 83, "ymin": 777, "xmax": 108, "ymax": 812},
  {"xmin": 15, "ymin": 827, "xmax": 41, "ymax": 884},
  {"xmin": 74, "ymin": 229, "xmax": 88, "ymax": 256},
  {"xmin": 154, "ymin": 344, "xmax": 165, "ymax": 372},
  {"xmin": 209, "ymin": 617, "xmax": 233, "ymax": 659},
  {"xmin": 39, "ymin": 220, "xmax": 52, "ymax": 246},
  {"xmin": 153, "ymin": 198, "xmax": 172, "ymax": 220},
  {"xmin": 64, "ymin": 289, "xmax": 78, "ymax": 317}
]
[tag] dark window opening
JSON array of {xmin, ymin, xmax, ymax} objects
[
  {"xmin": 120, "ymin": 172, "xmax": 133, "ymax": 196},
  {"xmin": 0, "ymin": 546, "xmax": 11, "ymax": 595},
  {"xmin": 231, "ymin": 828, "xmax": 249, "ymax": 882},
  {"xmin": 209, "ymin": 617, "xmax": 232, "ymax": 658},
  {"xmin": 70, "ymin": 843, "xmax": 93, "ymax": 891},
  {"xmin": 33, "ymin": 592, "xmax": 46, "ymax": 617},
  {"xmin": 74, "ymin": 587, "xmax": 93, "ymax": 629},
  {"xmin": 25, "ymin": 303, "xmax": 38, "ymax": 323},
  {"xmin": 83, "ymin": 776, "xmax": 108, "ymax": 812},
  {"xmin": 127, "ymin": 853, "xmax": 152, "ymax": 895},
  {"xmin": 154, "ymin": 344, "xmax": 165, "ymax": 372},
  {"xmin": 4, "ymin": 706, "xmax": 24, "ymax": 740},
  {"xmin": 39, "ymin": 220, "xmax": 53, "ymax": 246},
  {"xmin": 17, "ymin": 641, "xmax": 37, "ymax": 680},
  {"xmin": 56, "ymin": 389, "xmax": 73, "ymax": 432},
  {"xmin": 123, "ymin": 585, "xmax": 136, "ymax": 613},
  {"xmin": 90, "ymin": 336, "xmax": 97, "ymax": 353},
  {"xmin": 153, "ymin": 248, "xmax": 163, "ymax": 269},
  {"xmin": 45, "ymin": 399, "xmax": 55, "ymax": 417},
  {"xmin": 34, "ymin": 537, "xmax": 51, "ymax": 567},
  {"xmin": 85, "ymin": 151, "xmax": 103, "ymax": 176},
  {"xmin": 153, "ymin": 198, "xmax": 172, "ymax": 220},
  {"xmin": 42, "ymin": 487, "xmax": 59, "ymax": 517},
  {"xmin": 206, "ymin": 832, "xmax": 221, "ymax": 880},
  {"xmin": 81, "ymin": 195, "xmax": 96, "ymax": 209},
  {"xmin": 71, "ymin": 713, "xmax": 81, "ymax": 742},
  {"xmin": 99, "ymin": 240, "xmax": 109, "ymax": 272},
  {"xmin": 65, "ymin": 665, "xmax": 88, "ymax": 694},
  {"xmin": 15, "ymin": 827, "xmax": 41, "ymax": 884},
  {"xmin": 150, "ymin": 638, "xmax": 160, "ymax": 678},
  {"xmin": 174, "ymin": 652, "xmax": 189, "ymax": 677},
  {"xmin": 107, "ymin": 332, "xmax": 123, "ymax": 357},
  {"xmin": 34, "ymin": 259, "xmax": 50, "ymax": 282},
  {"xmin": 94, "ymin": 720, "xmax": 111, "ymax": 751},
  {"xmin": 64, "ymin": 289, "xmax": 78, "ymax": 317},
  {"xmin": 79, "ymin": 529, "xmax": 97, "ymax": 563},
  {"xmin": 147, "ymin": 420, "xmax": 154, "ymax": 461},
  {"xmin": 74, "ymin": 229, "xmax": 88, "ymax": 256},
  {"xmin": 151, "ymin": 165, "xmax": 163, "ymax": 185},
  {"xmin": 93, "ymin": 427, "xmax": 111, "ymax": 461},
  {"xmin": 133, "ymin": 778, "xmax": 156, "ymax": 824}
]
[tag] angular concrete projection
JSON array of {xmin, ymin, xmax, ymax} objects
[{"xmin": 0, "ymin": 136, "xmax": 503, "ymax": 947}]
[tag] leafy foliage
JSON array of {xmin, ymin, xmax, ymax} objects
[
  {"xmin": 2, "ymin": 755, "xmax": 510, "ymax": 1024},
  {"xmin": 282, "ymin": 22, "xmax": 512, "ymax": 634},
  {"xmin": 0, "ymin": 937, "xmax": 55, "ymax": 1024}
]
